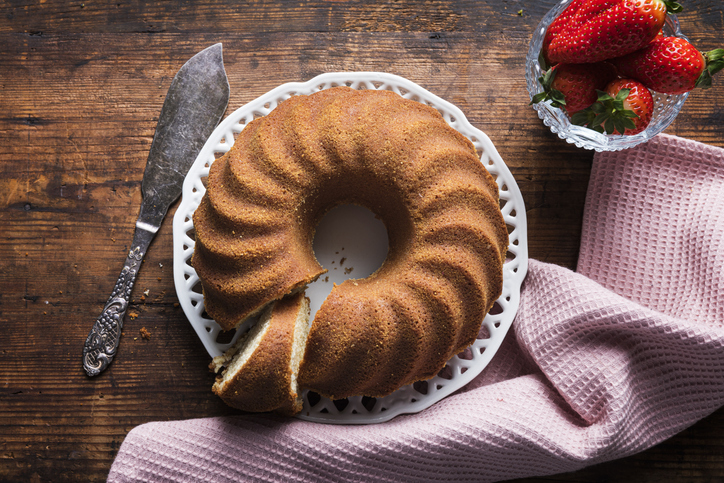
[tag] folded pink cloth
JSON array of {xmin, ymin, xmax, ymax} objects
[{"xmin": 108, "ymin": 134, "xmax": 724, "ymax": 482}]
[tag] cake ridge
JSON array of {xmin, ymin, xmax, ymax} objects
[
  {"xmin": 246, "ymin": 106, "xmax": 315, "ymax": 193},
  {"xmin": 412, "ymin": 247, "xmax": 490, "ymax": 349},
  {"xmin": 226, "ymin": 147, "xmax": 297, "ymax": 207}
]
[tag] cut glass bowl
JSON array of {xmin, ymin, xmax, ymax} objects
[{"xmin": 526, "ymin": 0, "xmax": 689, "ymax": 152}]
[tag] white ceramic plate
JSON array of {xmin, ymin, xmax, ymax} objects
[{"xmin": 172, "ymin": 72, "xmax": 528, "ymax": 424}]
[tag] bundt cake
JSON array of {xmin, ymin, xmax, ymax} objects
[
  {"xmin": 193, "ymin": 86, "xmax": 508, "ymax": 402},
  {"xmin": 210, "ymin": 292, "xmax": 310, "ymax": 415}
]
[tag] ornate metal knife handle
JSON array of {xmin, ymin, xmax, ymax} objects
[{"xmin": 82, "ymin": 226, "xmax": 156, "ymax": 376}]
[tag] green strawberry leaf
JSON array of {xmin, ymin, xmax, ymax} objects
[
  {"xmin": 595, "ymin": 90, "xmax": 614, "ymax": 103},
  {"xmin": 549, "ymin": 89, "xmax": 566, "ymax": 106},
  {"xmin": 706, "ymin": 48, "xmax": 724, "ymax": 64},
  {"xmin": 695, "ymin": 48, "xmax": 724, "ymax": 89},
  {"xmin": 538, "ymin": 51, "xmax": 549, "ymax": 71},
  {"xmin": 530, "ymin": 92, "xmax": 548, "ymax": 104},
  {"xmin": 595, "ymin": 112, "xmax": 611, "ymax": 129},
  {"xmin": 531, "ymin": 68, "xmax": 566, "ymax": 107},
  {"xmin": 614, "ymin": 88, "xmax": 631, "ymax": 103},
  {"xmin": 542, "ymin": 68, "xmax": 557, "ymax": 88},
  {"xmin": 590, "ymin": 103, "xmax": 603, "ymax": 114},
  {"xmin": 614, "ymin": 118, "xmax": 631, "ymax": 136},
  {"xmin": 604, "ymin": 118, "xmax": 617, "ymax": 135},
  {"xmin": 570, "ymin": 109, "xmax": 595, "ymax": 126},
  {"xmin": 575, "ymin": 88, "xmax": 639, "ymax": 135},
  {"xmin": 589, "ymin": 114, "xmax": 607, "ymax": 133},
  {"xmin": 662, "ymin": 0, "xmax": 683, "ymax": 14}
]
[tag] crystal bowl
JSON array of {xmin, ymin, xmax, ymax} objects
[{"xmin": 525, "ymin": 0, "xmax": 689, "ymax": 152}]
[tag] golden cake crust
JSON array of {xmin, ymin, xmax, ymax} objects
[{"xmin": 193, "ymin": 86, "xmax": 508, "ymax": 400}]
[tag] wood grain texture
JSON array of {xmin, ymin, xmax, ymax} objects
[{"xmin": 1, "ymin": 0, "xmax": 723, "ymax": 481}]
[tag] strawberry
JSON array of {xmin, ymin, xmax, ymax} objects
[
  {"xmin": 531, "ymin": 62, "xmax": 617, "ymax": 114},
  {"xmin": 547, "ymin": 0, "xmax": 682, "ymax": 64},
  {"xmin": 572, "ymin": 78, "xmax": 654, "ymax": 135},
  {"xmin": 542, "ymin": 0, "xmax": 586, "ymax": 64},
  {"xmin": 542, "ymin": 0, "xmax": 621, "ymax": 64},
  {"xmin": 612, "ymin": 36, "xmax": 724, "ymax": 94}
]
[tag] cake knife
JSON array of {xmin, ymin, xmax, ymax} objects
[{"xmin": 82, "ymin": 44, "xmax": 230, "ymax": 376}]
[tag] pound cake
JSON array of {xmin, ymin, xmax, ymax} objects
[{"xmin": 193, "ymin": 86, "xmax": 508, "ymax": 405}]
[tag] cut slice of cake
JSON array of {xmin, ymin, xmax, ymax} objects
[{"xmin": 211, "ymin": 292, "xmax": 311, "ymax": 415}]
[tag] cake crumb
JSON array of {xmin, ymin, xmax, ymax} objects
[
  {"xmin": 339, "ymin": 257, "xmax": 346, "ymax": 266},
  {"xmin": 344, "ymin": 267, "xmax": 353, "ymax": 274},
  {"xmin": 140, "ymin": 327, "xmax": 151, "ymax": 340},
  {"xmin": 143, "ymin": 289, "xmax": 150, "ymax": 296},
  {"xmin": 128, "ymin": 311, "xmax": 139, "ymax": 320}
]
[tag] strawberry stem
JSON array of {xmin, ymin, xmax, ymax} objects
[
  {"xmin": 695, "ymin": 49, "xmax": 724, "ymax": 89},
  {"xmin": 530, "ymin": 67, "xmax": 567, "ymax": 108},
  {"xmin": 661, "ymin": 0, "xmax": 683, "ymax": 14},
  {"xmin": 570, "ymin": 89, "xmax": 638, "ymax": 135}
]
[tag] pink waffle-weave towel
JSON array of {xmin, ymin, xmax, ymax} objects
[{"xmin": 108, "ymin": 134, "xmax": 724, "ymax": 482}]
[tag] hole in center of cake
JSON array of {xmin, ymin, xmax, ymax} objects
[{"xmin": 307, "ymin": 204, "xmax": 389, "ymax": 322}]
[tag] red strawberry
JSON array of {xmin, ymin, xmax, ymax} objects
[
  {"xmin": 572, "ymin": 78, "xmax": 654, "ymax": 135},
  {"xmin": 543, "ymin": 0, "xmax": 622, "ymax": 64},
  {"xmin": 547, "ymin": 0, "xmax": 682, "ymax": 64},
  {"xmin": 542, "ymin": 0, "xmax": 586, "ymax": 64},
  {"xmin": 612, "ymin": 36, "xmax": 724, "ymax": 94},
  {"xmin": 530, "ymin": 62, "xmax": 617, "ymax": 114}
]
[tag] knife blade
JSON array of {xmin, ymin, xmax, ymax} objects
[{"xmin": 82, "ymin": 43, "xmax": 230, "ymax": 377}]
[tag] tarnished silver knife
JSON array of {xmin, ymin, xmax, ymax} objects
[{"xmin": 82, "ymin": 43, "xmax": 230, "ymax": 376}]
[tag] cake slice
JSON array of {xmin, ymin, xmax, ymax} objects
[{"xmin": 210, "ymin": 292, "xmax": 311, "ymax": 415}]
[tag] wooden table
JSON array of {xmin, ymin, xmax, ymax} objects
[{"xmin": 2, "ymin": 1, "xmax": 723, "ymax": 481}]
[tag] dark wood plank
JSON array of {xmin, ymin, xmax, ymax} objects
[{"xmin": 0, "ymin": 1, "xmax": 561, "ymax": 34}]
